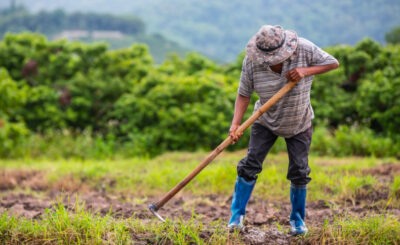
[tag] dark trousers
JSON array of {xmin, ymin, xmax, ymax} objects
[{"xmin": 237, "ymin": 123, "xmax": 312, "ymax": 186}]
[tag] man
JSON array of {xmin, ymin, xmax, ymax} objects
[{"xmin": 228, "ymin": 25, "xmax": 339, "ymax": 235}]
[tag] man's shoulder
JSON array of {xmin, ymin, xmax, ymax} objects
[{"xmin": 297, "ymin": 37, "xmax": 319, "ymax": 51}]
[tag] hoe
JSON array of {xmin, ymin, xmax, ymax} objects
[{"xmin": 148, "ymin": 80, "xmax": 299, "ymax": 222}]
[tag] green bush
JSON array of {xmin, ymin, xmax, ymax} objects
[
  {"xmin": 0, "ymin": 122, "xmax": 29, "ymax": 158},
  {"xmin": 112, "ymin": 71, "xmax": 233, "ymax": 155},
  {"xmin": 385, "ymin": 25, "xmax": 400, "ymax": 44},
  {"xmin": 356, "ymin": 68, "xmax": 400, "ymax": 136},
  {"xmin": 0, "ymin": 67, "xmax": 27, "ymax": 112},
  {"xmin": 0, "ymin": 68, "xmax": 29, "ymax": 157},
  {"xmin": 1, "ymin": 33, "xmax": 400, "ymax": 158},
  {"xmin": 311, "ymin": 125, "xmax": 399, "ymax": 158}
]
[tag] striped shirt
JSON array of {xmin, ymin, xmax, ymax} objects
[{"xmin": 238, "ymin": 37, "xmax": 338, "ymax": 138}]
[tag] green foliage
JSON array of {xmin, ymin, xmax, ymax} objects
[
  {"xmin": 112, "ymin": 54, "xmax": 234, "ymax": 155},
  {"xmin": 0, "ymin": 203, "xmax": 132, "ymax": 244},
  {"xmin": 20, "ymin": 85, "xmax": 65, "ymax": 131},
  {"xmin": 0, "ymin": 122, "xmax": 29, "ymax": 158},
  {"xmin": 3, "ymin": 1, "xmax": 399, "ymax": 62},
  {"xmin": 390, "ymin": 176, "xmax": 400, "ymax": 200},
  {"xmin": 311, "ymin": 125, "xmax": 399, "ymax": 158},
  {"xmin": 12, "ymin": 129, "xmax": 117, "ymax": 160},
  {"xmin": 0, "ymin": 205, "xmax": 237, "ymax": 244},
  {"xmin": 0, "ymin": 154, "xmax": 398, "ymax": 244},
  {"xmin": 0, "ymin": 67, "xmax": 26, "ymax": 114},
  {"xmin": 311, "ymin": 58, "xmax": 354, "ymax": 127},
  {"xmin": 386, "ymin": 25, "xmax": 400, "ymax": 44},
  {"xmin": 1, "ymin": 33, "xmax": 400, "ymax": 158},
  {"xmin": 355, "ymin": 38, "xmax": 382, "ymax": 58},
  {"xmin": 0, "ymin": 33, "xmax": 45, "ymax": 81},
  {"xmin": 356, "ymin": 67, "xmax": 400, "ymax": 136},
  {"xmin": 97, "ymin": 44, "xmax": 152, "ymax": 80},
  {"xmin": 307, "ymin": 215, "xmax": 400, "ymax": 244},
  {"xmin": 312, "ymin": 39, "xmax": 400, "ymax": 142},
  {"xmin": 0, "ymin": 68, "xmax": 29, "ymax": 157},
  {"xmin": 0, "ymin": 151, "xmax": 392, "ymax": 201},
  {"xmin": 0, "ymin": 33, "xmax": 108, "ymax": 84},
  {"xmin": 65, "ymin": 71, "xmax": 129, "ymax": 131},
  {"xmin": 61, "ymin": 44, "xmax": 152, "ymax": 131}
]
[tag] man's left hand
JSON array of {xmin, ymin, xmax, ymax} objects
[{"xmin": 286, "ymin": 67, "xmax": 308, "ymax": 82}]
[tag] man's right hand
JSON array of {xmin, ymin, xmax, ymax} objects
[
  {"xmin": 230, "ymin": 94, "xmax": 250, "ymax": 144},
  {"xmin": 229, "ymin": 124, "xmax": 242, "ymax": 144}
]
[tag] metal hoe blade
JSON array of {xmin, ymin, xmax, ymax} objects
[{"xmin": 148, "ymin": 204, "xmax": 165, "ymax": 222}]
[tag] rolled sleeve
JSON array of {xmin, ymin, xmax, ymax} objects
[
  {"xmin": 300, "ymin": 38, "xmax": 338, "ymax": 66},
  {"xmin": 238, "ymin": 56, "xmax": 254, "ymax": 97},
  {"xmin": 309, "ymin": 43, "xmax": 338, "ymax": 66}
]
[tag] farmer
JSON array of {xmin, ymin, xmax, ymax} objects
[{"xmin": 228, "ymin": 25, "xmax": 339, "ymax": 235}]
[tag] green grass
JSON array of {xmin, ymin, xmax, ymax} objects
[
  {"xmin": 0, "ymin": 202, "xmax": 131, "ymax": 244},
  {"xmin": 1, "ymin": 152, "xmax": 399, "ymax": 244},
  {"xmin": 391, "ymin": 176, "xmax": 400, "ymax": 198},
  {"xmin": 307, "ymin": 214, "xmax": 400, "ymax": 244},
  {"xmin": 0, "ymin": 203, "xmax": 238, "ymax": 245},
  {"xmin": 1, "ymin": 204, "xmax": 399, "ymax": 244},
  {"xmin": 0, "ymin": 151, "xmax": 397, "ymax": 201}
]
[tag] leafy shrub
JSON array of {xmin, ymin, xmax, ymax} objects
[
  {"xmin": 112, "ymin": 71, "xmax": 234, "ymax": 155},
  {"xmin": 0, "ymin": 68, "xmax": 29, "ymax": 157},
  {"xmin": 356, "ymin": 68, "xmax": 400, "ymax": 136},
  {"xmin": 0, "ymin": 68, "xmax": 27, "ymax": 113},
  {"xmin": 0, "ymin": 122, "xmax": 30, "ymax": 158},
  {"xmin": 1, "ymin": 33, "xmax": 400, "ymax": 158},
  {"xmin": 385, "ymin": 25, "xmax": 400, "ymax": 44},
  {"xmin": 311, "ymin": 125, "xmax": 398, "ymax": 158}
]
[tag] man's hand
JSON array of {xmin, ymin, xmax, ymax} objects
[
  {"xmin": 229, "ymin": 123, "xmax": 242, "ymax": 144},
  {"xmin": 286, "ymin": 63, "xmax": 340, "ymax": 82},
  {"xmin": 230, "ymin": 94, "xmax": 250, "ymax": 144},
  {"xmin": 286, "ymin": 67, "xmax": 308, "ymax": 82}
]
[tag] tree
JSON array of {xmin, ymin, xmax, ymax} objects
[
  {"xmin": 0, "ymin": 68, "xmax": 29, "ymax": 157},
  {"xmin": 385, "ymin": 26, "xmax": 400, "ymax": 44}
]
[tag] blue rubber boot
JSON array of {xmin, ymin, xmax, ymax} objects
[
  {"xmin": 228, "ymin": 176, "xmax": 256, "ymax": 230},
  {"xmin": 289, "ymin": 185, "xmax": 308, "ymax": 235}
]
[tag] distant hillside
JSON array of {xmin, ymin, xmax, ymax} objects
[
  {"xmin": 0, "ymin": 5, "xmax": 188, "ymax": 63},
  {"xmin": 3, "ymin": 0, "xmax": 400, "ymax": 62}
]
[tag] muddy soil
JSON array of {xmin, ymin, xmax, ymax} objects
[{"xmin": 1, "ymin": 164, "xmax": 400, "ymax": 244}]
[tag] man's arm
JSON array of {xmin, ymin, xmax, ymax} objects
[
  {"xmin": 286, "ymin": 62, "xmax": 339, "ymax": 82},
  {"xmin": 229, "ymin": 94, "xmax": 251, "ymax": 143}
]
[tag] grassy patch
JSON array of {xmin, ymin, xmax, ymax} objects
[
  {"xmin": 0, "ymin": 152, "xmax": 400, "ymax": 244},
  {"xmin": 0, "ymin": 203, "xmax": 239, "ymax": 245},
  {"xmin": 391, "ymin": 176, "xmax": 400, "ymax": 199},
  {"xmin": 1, "ymin": 205, "xmax": 399, "ymax": 244},
  {"xmin": 0, "ymin": 152, "xmax": 398, "ymax": 203},
  {"xmin": 306, "ymin": 214, "xmax": 400, "ymax": 244},
  {"xmin": 0, "ymin": 203, "xmax": 131, "ymax": 244}
]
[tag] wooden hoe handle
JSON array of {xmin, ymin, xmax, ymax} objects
[{"xmin": 149, "ymin": 80, "xmax": 299, "ymax": 221}]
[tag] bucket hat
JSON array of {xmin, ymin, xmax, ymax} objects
[{"xmin": 246, "ymin": 25, "xmax": 298, "ymax": 65}]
